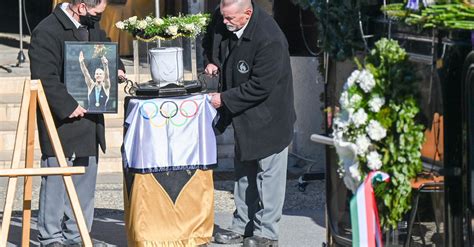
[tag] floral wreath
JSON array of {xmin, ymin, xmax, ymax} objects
[{"xmin": 333, "ymin": 38, "xmax": 425, "ymax": 228}]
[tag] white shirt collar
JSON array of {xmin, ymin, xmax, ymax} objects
[
  {"xmin": 234, "ymin": 16, "xmax": 251, "ymax": 39},
  {"xmin": 60, "ymin": 3, "xmax": 82, "ymax": 29}
]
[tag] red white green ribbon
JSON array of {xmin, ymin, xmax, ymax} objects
[{"xmin": 350, "ymin": 171, "xmax": 390, "ymax": 247}]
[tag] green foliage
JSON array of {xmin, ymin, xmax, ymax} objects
[
  {"xmin": 291, "ymin": 0, "xmax": 365, "ymax": 61},
  {"xmin": 382, "ymin": 3, "xmax": 474, "ymax": 30},
  {"xmin": 333, "ymin": 38, "xmax": 425, "ymax": 229},
  {"xmin": 367, "ymin": 39, "xmax": 425, "ymax": 228}
]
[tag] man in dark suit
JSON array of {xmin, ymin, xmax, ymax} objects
[
  {"xmin": 203, "ymin": 0, "xmax": 296, "ymax": 246},
  {"xmin": 29, "ymin": 0, "xmax": 125, "ymax": 246}
]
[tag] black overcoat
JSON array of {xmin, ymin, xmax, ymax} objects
[
  {"xmin": 203, "ymin": 3, "xmax": 296, "ymax": 161},
  {"xmin": 29, "ymin": 5, "xmax": 124, "ymax": 157}
]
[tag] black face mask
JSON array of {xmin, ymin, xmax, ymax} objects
[{"xmin": 79, "ymin": 11, "xmax": 102, "ymax": 28}]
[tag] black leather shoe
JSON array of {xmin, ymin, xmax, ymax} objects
[
  {"xmin": 214, "ymin": 230, "xmax": 244, "ymax": 244},
  {"xmin": 244, "ymin": 236, "xmax": 278, "ymax": 247}
]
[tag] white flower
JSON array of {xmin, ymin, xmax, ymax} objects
[
  {"xmin": 366, "ymin": 120, "xmax": 387, "ymax": 141},
  {"xmin": 346, "ymin": 70, "xmax": 361, "ymax": 88},
  {"xmin": 115, "ymin": 21, "xmax": 125, "ymax": 30},
  {"xmin": 348, "ymin": 163, "xmax": 361, "ymax": 182},
  {"xmin": 166, "ymin": 25, "xmax": 179, "ymax": 36},
  {"xmin": 351, "ymin": 108, "xmax": 368, "ymax": 127},
  {"xmin": 339, "ymin": 91, "xmax": 350, "ymax": 109},
  {"xmin": 183, "ymin": 23, "xmax": 195, "ymax": 32},
  {"xmin": 367, "ymin": 151, "xmax": 382, "ymax": 170},
  {"xmin": 128, "ymin": 16, "xmax": 138, "ymax": 25},
  {"xmin": 137, "ymin": 20, "xmax": 148, "ymax": 30},
  {"xmin": 154, "ymin": 17, "xmax": 164, "ymax": 26},
  {"xmin": 199, "ymin": 17, "xmax": 207, "ymax": 26},
  {"xmin": 368, "ymin": 95, "xmax": 385, "ymax": 112},
  {"xmin": 333, "ymin": 117, "xmax": 349, "ymax": 131},
  {"xmin": 350, "ymin": 94, "xmax": 362, "ymax": 106},
  {"xmin": 355, "ymin": 135, "xmax": 371, "ymax": 154},
  {"xmin": 358, "ymin": 69, "xmax": 376, "ymax": 93},
  {"xmin": 145, "ymin": 16, "xmax": 153, "ymax": 23}
]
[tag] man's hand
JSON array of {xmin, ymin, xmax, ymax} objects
[
  {"xmin": 205, "ymin": 63, "xmax": 219, "ymax": 77},
  {"xmin": 209, "ymin": 92, "xmax": 222, "ymax": 109},
  {"xmin": 101, "ymin": 56, "xmax": 108, "ymax": 65},
  {"xmin": 69, "ymin": 105, "xmax": 87, "ymax": 118},
  {"xmin": 79, "ymin": 51, "xmax": 84, "ymax": 63},
  {"xmin": 118, "ymin": 69, "xmax": 126, "ymax": 80}
]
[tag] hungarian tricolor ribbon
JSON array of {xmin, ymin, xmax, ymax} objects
[{"xmin": 350, "ymin": 171, "xmax": 390, "ymax": 247}]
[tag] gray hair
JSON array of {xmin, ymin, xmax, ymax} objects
[
  {"xmin": 220, "ymin": 0, "xmax": 252, "ymax": 10},
  {"xmin": 70, "ymin": 0, "xmax": 105, "ymax": 8}
]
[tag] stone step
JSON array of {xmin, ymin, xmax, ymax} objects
[
  {"xmin": 0, "ymin": 74, "xmax": 151, "ymax": 94},
  {"xmin": 0, "ymin": 94, "xmax": 126, "ymax": 122},
  {"xmin": 0, "ymin": 119, "xmax": 125, "ymax": 152},
  {"xmin": 0, "ymin": 74, "xmax": 151, "ymax": 121},
  {"xmin": 0, "ymin": 77, "xmax": 30, "ymax": 94}
]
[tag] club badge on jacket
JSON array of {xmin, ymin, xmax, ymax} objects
[{"xmin": 237, "ymin": 60, "xmax": 250, "ymax": 74}]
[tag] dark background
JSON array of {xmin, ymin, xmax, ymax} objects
[{"xmin": 0, "ymin": 0, "xmax": 52, "ymax": 35}]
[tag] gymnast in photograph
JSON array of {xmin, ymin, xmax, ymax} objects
[{"xmin": 79, "ymin": 50, "xmax": 110, "ymax": 112}]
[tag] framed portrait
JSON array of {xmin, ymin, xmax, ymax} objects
[{"xmin": 64, "ymin": 41, "xmax": 118, "ymax": 114}]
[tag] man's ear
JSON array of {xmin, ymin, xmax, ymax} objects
[{"xmin": 244, "ymin": 8, "xmax": 253, "ymax": 19}]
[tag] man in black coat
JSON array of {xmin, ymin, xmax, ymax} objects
[
  {"xmin": 28, "ymin": 0, "xmax": 125, "ymax": 246},
  {"xmin": 203, "ymin": 0, "xmax": 296, "ymax": 246}
]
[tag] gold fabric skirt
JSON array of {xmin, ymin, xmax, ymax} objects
[{"xmin": 124, "ymin": 170, "xmax": 214, "ymax": 247}]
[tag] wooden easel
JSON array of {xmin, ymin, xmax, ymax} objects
[{"xmin": 0, "ymin": 80, "xmax": 92, "ymax": 246}]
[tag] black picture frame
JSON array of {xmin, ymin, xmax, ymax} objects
[{"xmin": 64, "ymin": 41, "xmax": 119, "ymax": 114}]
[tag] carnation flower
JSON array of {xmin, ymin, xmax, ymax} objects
[
  {"xmin": 355, "ymin": 135, "xmax": 371, "ymax": 154},
  {"xmin": 339, "ymin": 91, "xmax": 350, "ymax": 109},
  {"xmin": 358, "ymin": 70, "xmax": 376, "ymax": 93},
  {"xmin": 369, "ymin": 95, "xmax": 385, "ymax": 112},
  {"xmin": 183, "ymin": 23, "xmax": 195, "ymax": 32},
  {"xmin": 351, "ymin": 108, "xmax": 368, "ymax": 127},
  {"xmin": 366, "ymin": 120, "xmax": 387, "ymax": 141},
  {"xmin": 367, "ymin": 151, "xmax": 382, "ymax": 170},
  {"xmin": 137, "ymin": 20, "xmax": 148, "ymax": 30},
  {"xmin": 128, "ymin": 16, "xmax": 138, "ymax": 25},
  {"xmin": 199, "ymin": 17, "xmax": 207, "ymax": 25},
  {"xmin": 115, "ymin": 21, "xmax": 125, "ymax": 30},
  {"xmin": 166, "ymin": 25, "xmax": 179, "ymax": 36},
  {"xmin": 346, "ymin": 70, "xmax": 360, "ymax": 88},
  {"xmin": 350, "ymin": 94, "xmax": 362, "ymax": 106},
  {"xmin": 154, "ymin": 17, "xmax": 164, "ymax": 25}
]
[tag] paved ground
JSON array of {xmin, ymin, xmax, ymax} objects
[{"xmin": 0, "ymin": 173, "xmax": 326, "ymax": 247}]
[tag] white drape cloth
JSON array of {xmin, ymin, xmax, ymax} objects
[{"xmin": 123, "ymin": 95, "xmax": 218, "ymax": 173}]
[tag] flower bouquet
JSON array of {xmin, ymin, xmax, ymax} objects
[
  {"xmin": 92, "ymin": 44, "xmax": 110, "ymax": 58},
  {"xmin": 115, "ymin": 13, "xmax": 210, "ymax": 42},
  {"xmin": 115, "ymin": 13, "xmax": 210, "ymax": 89},
  {"xmin": 333, "ymin": 38, "xmax": 425, "ymax": 228},
  {"xmin": 381, "ymin": 0, "xmax": 474, "ymax": 30}
]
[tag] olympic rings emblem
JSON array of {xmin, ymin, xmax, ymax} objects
[{"xmin": 139, "ymin": 99, "xmax": 199, "ymax": 127}]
